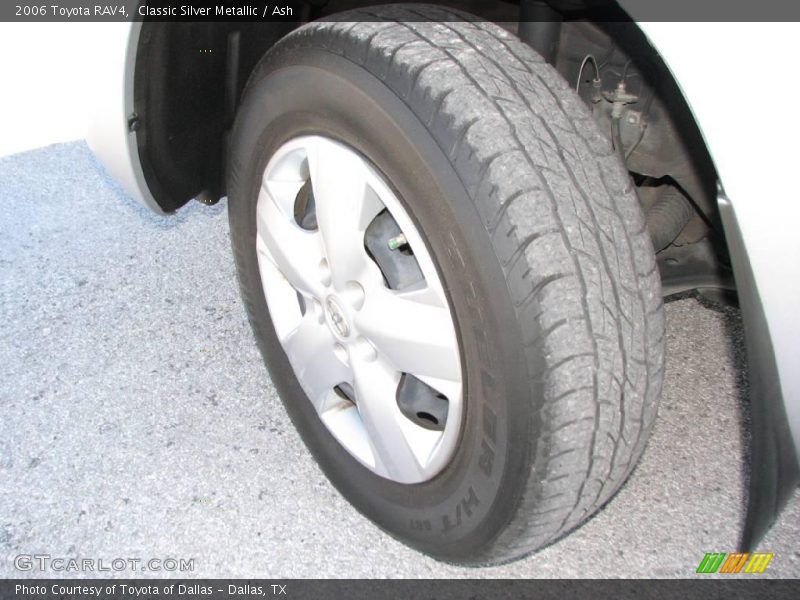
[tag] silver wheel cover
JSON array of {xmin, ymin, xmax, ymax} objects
[{"xmin": 255, "ymin": 136, "xmax": 463, "ymax": 484}]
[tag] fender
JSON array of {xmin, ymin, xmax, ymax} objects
[
  {"xmin": 627, "ymin": 18, "xmax": 800, "ymax": 549},
  {"xmin": 87, "ymin": 22, "xmax": 162, "ymax": 213}
]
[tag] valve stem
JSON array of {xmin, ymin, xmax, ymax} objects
[{"xmin": 387, "ymin": 233, "xmax": 408, "ymax": 251}]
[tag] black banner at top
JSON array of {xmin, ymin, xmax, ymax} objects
[
  {"xmin": 3, "ymin": 1, "xmax": 303, "ymax": 22},
  {"xmin": 3, "ymin": 0, "xmax": 800, "ymax": 22}
]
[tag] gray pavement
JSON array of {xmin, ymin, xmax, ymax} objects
[{"xmin": 1, "ymin": 141, "xmax": 798, "ymax": 578}]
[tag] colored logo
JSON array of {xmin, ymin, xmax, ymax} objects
[{"xmin": 696, "ymin": 552, "xmax": 774, "ymax": 574}]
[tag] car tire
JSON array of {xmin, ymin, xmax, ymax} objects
[{"xmin": 227, "ymin": 6, "xmax": 665, "ymax": 565}]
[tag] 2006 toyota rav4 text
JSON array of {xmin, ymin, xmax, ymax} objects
[{"xmin": 90, "ymin": 1, "xmax": 799, "ymax": 564}]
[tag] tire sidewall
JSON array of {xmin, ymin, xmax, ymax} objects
[{"xmin": 228, "ymin": 46, "xmax": 539, "ymax": 562}]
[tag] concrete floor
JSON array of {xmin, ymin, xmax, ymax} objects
[{"xmin": 1, "ymin": 142, "xmax": 798, "ymax": 578}]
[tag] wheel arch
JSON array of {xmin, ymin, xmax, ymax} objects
[{"xmin": 132, "ymin": 21, "xmax": 299, "ymax": 213}]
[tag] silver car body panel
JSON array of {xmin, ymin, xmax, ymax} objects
[{"xmin": 86, "ymin": 21, "xmax": 165, "ymax": 215}]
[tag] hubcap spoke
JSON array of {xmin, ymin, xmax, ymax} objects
[
  {"xmin": 256, "ymin": 183, "xmax": 326, "ymax": 299},
  {"xmin": 307, "ymin": 138, "xmax": 384, "ymax": 288},
  {"xmin": 282, "ymin": 313, "xmax": 351, "ymax": 413},
  {"xmin": 352, "ymin": 357, "xmax": 425, "ymax": 482},
  {"xmin": 355, "ymin": 285, "xmax": 461, "ymax": 384}
]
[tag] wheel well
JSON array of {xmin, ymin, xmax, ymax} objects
[
  {"xmin": 537, "ymin": 14, "xmax": 732, "ymax": 298},
  {"xmin": 133, "ymin": 21, "xmax": 297, "ymax": 212}
]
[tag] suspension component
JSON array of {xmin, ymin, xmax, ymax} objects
[{"xmin": 646, "ymin": 187, "xmax": 695, "ymax": 253}]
